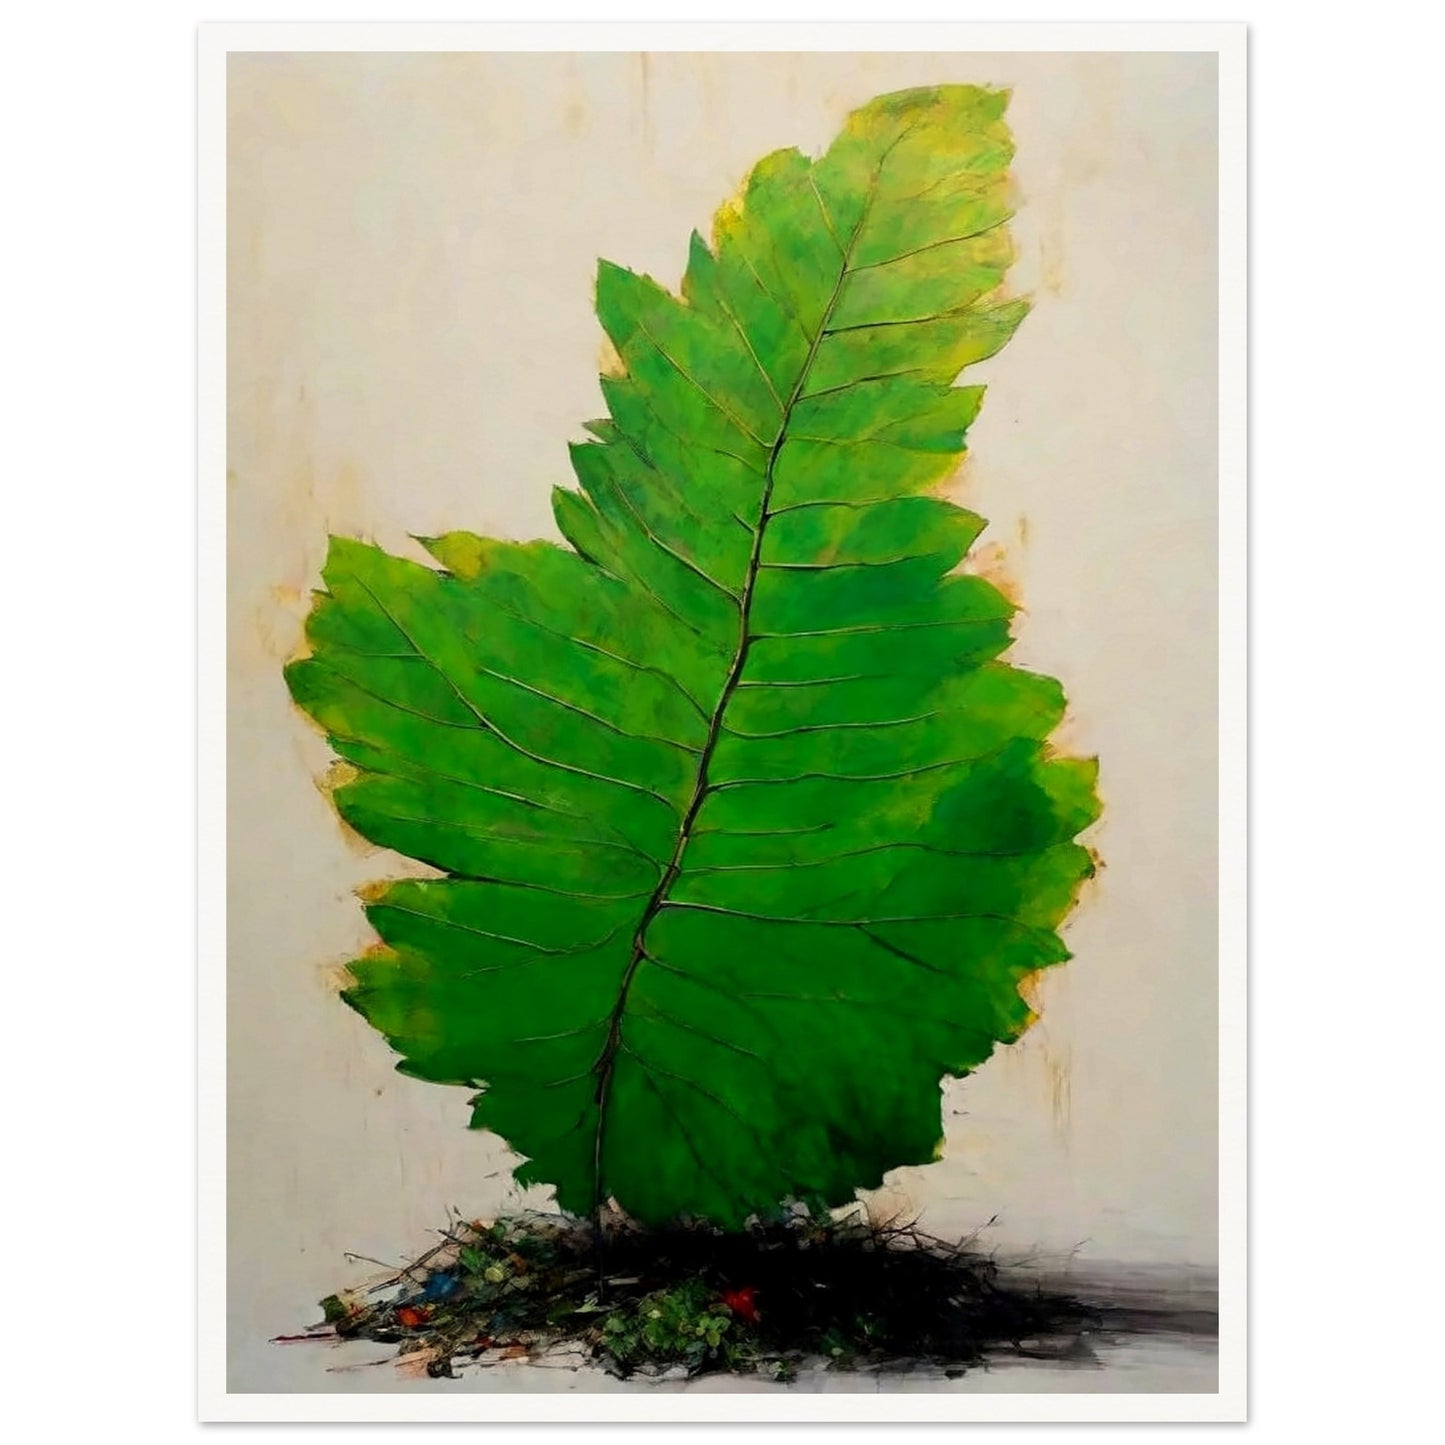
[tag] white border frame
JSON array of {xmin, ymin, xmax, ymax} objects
[{"xmin": 198, "ymin": 20, "xmax": 1246, "ymax": 1423}]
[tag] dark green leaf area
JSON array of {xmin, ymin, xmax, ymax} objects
[
  {"xmin": 348, "ymin": 879, "xmax": 638, "ymax": 1212},
  {"xmin": 599, "ymin": 907, "xmax": 1069, "ymax": 1223},
  {"xmin": 711, "ymin": 664, "xmax": 1064, "ymax": 785},
  {"xmin": 693, "ymin": 738, "xmax": 1097, "ymax": 872},
  {"xmin": 676, "ymin": 739, "xmax": 1092, "ymax": 919},
  {"xmin": 751, "ymin": 555, "xmax": 1007, "ymax": 637},
  {"xmin": 286, "ymin": 85, "xmax": 1102, "ymax": 1229}
]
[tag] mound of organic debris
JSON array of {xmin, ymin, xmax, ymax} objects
[{"xmin": 284, "ymin": 1208, "xmax": 1102, "ymax": 1381}]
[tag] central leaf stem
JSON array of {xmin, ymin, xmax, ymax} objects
[{"xmin": 589, "ymin": 183, "xmax": 877, "ymax": 1224}]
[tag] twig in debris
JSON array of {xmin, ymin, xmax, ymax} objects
[{"xmin": 290, "ymin": 1208, "xmax": 1107, "ymax": 1383}]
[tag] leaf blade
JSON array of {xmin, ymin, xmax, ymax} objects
[{"xmin": 286, "ymin": 84, "xmax": 1101, "ymax": 1229}]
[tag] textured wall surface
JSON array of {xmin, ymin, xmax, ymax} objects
[{"xmin": 227, "ymin": 49, "xmax": 1218, "ymax": 1392}]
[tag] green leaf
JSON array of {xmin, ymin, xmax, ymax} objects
[{"xmin": 286, "ymin": 84, "xmax": 1100, "ymax": 1228}]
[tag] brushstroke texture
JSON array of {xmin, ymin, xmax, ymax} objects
[{"xmin": 286, "ymin": 85, "xmax": 1101, "ymax": 1227}]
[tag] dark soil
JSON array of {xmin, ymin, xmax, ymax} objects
[{"xmin": 288, "ymin": 1207, "xmax": 1117, "ymax": 1382}]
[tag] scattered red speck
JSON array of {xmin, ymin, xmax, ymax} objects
[
  {"xmin": 721, "ymin": 1286, "xmax": 760, "ymax": 1324},
  {"xmin": 395, "ymin": 1305, "xmax": 430, "ymax": 1328}
]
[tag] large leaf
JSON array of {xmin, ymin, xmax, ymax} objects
[{"xmin": 286, "ymin": 84, "xmax": 1101, "ymax": 1228}]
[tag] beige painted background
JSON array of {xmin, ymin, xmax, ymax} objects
[{"xmin": 227, "ymin": 51, "xmax": 1218, "ymax": 1391}]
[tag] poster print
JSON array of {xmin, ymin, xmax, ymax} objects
[{"xmin": 203, "ymin": 25, "xmax": 1245, "ymax": 1423}]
